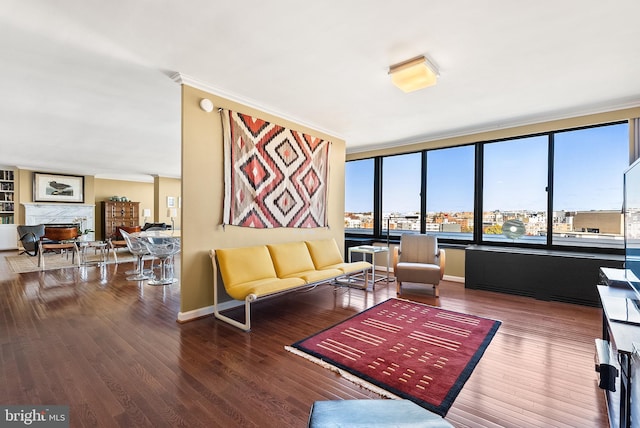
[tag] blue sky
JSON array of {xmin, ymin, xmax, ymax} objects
[{"xmin": 345, "ymin": 123, "xmax": 629, "ymax": 214}]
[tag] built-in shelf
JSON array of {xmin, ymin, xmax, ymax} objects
[
  {"xmin": 0, "ymin": 169, "xmax": 14, "ymax": 225},
  {"xmin": 0, "ymin": 168, "xmax": 16, "ymax": 249}
]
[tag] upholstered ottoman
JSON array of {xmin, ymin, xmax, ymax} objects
[{"xmin": 308, "ymin": 399, "xmax": 453, "ymax": 427}]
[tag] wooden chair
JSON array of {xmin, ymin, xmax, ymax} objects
[
  {"xmin": 392, "ymin": 234, "xmax": 446, "ymax": 297},
  {"xmin": 38, "ymin": 226, "xmax": 79, "ymax": 270}
]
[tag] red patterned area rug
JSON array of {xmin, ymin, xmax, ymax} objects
[{"xmin": 286, "ymin": 298, "xmax": 501, "ymax": 416}]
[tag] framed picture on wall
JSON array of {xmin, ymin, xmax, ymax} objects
[
  {"xmin": 33, "ymin": 172, "xmax": 84, "ymax": 203},
  {"xmin": 167, "ymin": 196, "xmax": 176, "ymax": 208}
]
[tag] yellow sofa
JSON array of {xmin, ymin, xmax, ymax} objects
[{"xmin": 210, "ymin": 238, "xmax": 371, "ymax": 331}]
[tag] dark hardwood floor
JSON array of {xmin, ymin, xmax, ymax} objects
[{"xmin": 0, "ymin": 251, "xmax": 609, "ymax": 427}]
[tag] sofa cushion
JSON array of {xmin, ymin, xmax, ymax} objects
[
  {"xmin": 323, "ymin": 261, "xmax": 372, "ymax": 275},
  {"xmin": 232, "ymin": 277, "xmax": 306, "ymax": 301},
  {"xmin": 216, "ymin": 246, "xmax": 278, "ymax": 296},
  {"xmin": 281, "ymin": 268, "xmax": 343, "ymax": 283},
  {"xmin": 267, "ymin": 241, "xmax": 316, "ymax": 278},
  {"xmin": 305, "ymin": 239, "xmax": 344, "ymax": 269}
]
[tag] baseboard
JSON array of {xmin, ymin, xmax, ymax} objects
[{"xmin": 177, "ymin": 299, "xmax": 243, "ymax": 323}]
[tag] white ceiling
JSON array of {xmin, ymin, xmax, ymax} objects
[{"xmin": 2, "ymin": 1, "xmax": 640, "ymax": 182}]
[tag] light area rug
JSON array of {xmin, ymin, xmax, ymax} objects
[
  {"xmin": 286, "ymin": 298, "xmax": 501, "ymax": 416},
  {"xmin": 6, "ymin": 250, "xmax": 139, "ymax": 273}
]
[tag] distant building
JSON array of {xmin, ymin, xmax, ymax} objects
[
  {"xmin": 572, "ymin": 210, "xmax": 623, "ymax": 235},
  {"xmin": 345, "ymin": 209, "xmax": 623, "ymax": 239},
  {"xmin": 425, "ymin": 223, "xmax": 440, "ymax": 232},
  {"xmin": 440, "ymin": 223, "xmax": 461, "ymax": 233},
  {"xmin": 345, "ymin": 218, "xmax": 361, "ymax": 228}
]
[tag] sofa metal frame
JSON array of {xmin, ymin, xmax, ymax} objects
[{"xmin": 210, "ymin": 250, "xmax": 371, "ymax": 332}]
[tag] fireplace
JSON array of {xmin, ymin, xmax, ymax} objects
[{"xmin": 22, "ymin": 203, "xmax": 95, "ymax": 241}]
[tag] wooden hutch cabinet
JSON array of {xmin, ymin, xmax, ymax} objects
[{"xmin": 101, "ymin": 201, "xmax": 140, "ymax": 240}]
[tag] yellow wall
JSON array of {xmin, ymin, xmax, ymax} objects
[
  {"xmin": 16, "ymin": 170, "xmax": 96, "ymax": 224},
  {"xmin": 94, "ymin": 178, "xmax": 155, "ymax": 238},
  {"xmin": 445, "ymin": 248, "xmax": 465, "ymax": 278},
  {"xmin": 154, "ymin": 176, "xmax": 181, "ymax": 229},
  {"xmin": 15, "ymin": 169, "xmax": 28, "ymax": 223},
  {"xmin": 180, "ymin": 84, "xmax": 346, "ymax": 314}
]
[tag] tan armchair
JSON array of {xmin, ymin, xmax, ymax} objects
[{"xmin": 392, "ymin": 234, "xmax": 446, "ymax": 297}]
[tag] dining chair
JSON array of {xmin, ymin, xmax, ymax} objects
[
  {"xmin": 120, "ymin": 230, "xmax": 152, "ymax": 281},
  {"xmin": 141, "ymin": 232, "xmax": 180, "ymax": 286}
]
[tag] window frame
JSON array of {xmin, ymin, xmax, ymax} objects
[
  {"xmin": 344, "ymin": 157, "xmax": 376, "ymax": 236},
  {"xmin": 381, "ymin": 151, "xmax": 423, "ymax": 236},
  {"xmin": 345, "ymin": 120, "xmax": 628, "ymax": 255}
]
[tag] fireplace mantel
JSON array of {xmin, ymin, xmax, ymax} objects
[{"xmin": 22, "ymin": 203, "xmax": 96, "ymax": 240}]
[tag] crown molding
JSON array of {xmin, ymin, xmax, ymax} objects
[
  {"xmin": 94, "ymin": 174, "xmax": 155, "ymax": 183},
  {"xmin": 171, "ymin": 72, "xmax": 343, "ymax": 141},
  {"xmin": 14, "ymin": 165, "xmax": 160, "ymax": 182}
]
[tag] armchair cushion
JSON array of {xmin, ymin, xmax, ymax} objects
[
  {"xmin": 308, "ymin": 399, "xmax": 453, "ymax": 427},
  {"xmin": 399, "ymin": 234, "xmax": 438, "ymax": 264},
  {"xmin": 142, "ymin": 222, "xmax": 169, "ymax": 231},
  {"xmin": 395, "ymin": 262, "xmax": 441, "ymax": 285}
]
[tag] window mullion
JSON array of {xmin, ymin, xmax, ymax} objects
[{"xmin": 547, "ymin": 133, "xmax": 554, "ymax": 247}]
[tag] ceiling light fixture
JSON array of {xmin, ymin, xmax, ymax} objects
[{"xmin": 389, "ymin": 55, "xmax": 439, "ymax": 93}]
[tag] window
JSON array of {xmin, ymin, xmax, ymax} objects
[
  {"xmin": 482, "ymin": 135, "xmax": 548, "ymax": 244},
  {"xmin": 382, "ymin": 153, "xmax": 421, "ymax": 235},
  {"xmin": 426, "ymin": 145, "xmax": 475, "ymax": 240},
  {"xmin": 552, "ymin": 123, "xmax": 628, "ymax": 248},
  {"xmin": 345, "ymin": 121, "xmax": 629, "ymax": 252},
  {"xmin": 344, "ymin": 158, "xmax": 374, "ymax": 233}
]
